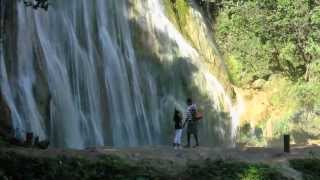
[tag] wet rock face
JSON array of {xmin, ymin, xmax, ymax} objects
[
  {"xmin": 2, "ymin": 0, "xmax": 18, "ymax": 77},
  {"xmin": 0, "ymin": 0, "xmax": 15, "ymax": 139},
  {"xmin": 0, "ymin": 93, "xmax": 12, "ymax": 138}
]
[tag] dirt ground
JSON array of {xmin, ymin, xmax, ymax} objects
[
  {"xmin": 2, "ymin": 145, "xmax": 320, "ymax": 164},
  {"xmin": 2, "ymin": 145, "xmax": 320, "ymax": 179}
]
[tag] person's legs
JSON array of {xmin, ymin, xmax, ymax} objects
[
  {"xmin": 194, "ymin": 133, "xmax": 199, "ymax": 147},
  {"xmin": 176, "ymin": 129, "xmax": 183, "ymax": 148},
  {"xmin": 173, "ymin": 130, "xmax": 179, "ymax": 148},
  {"xmin": 186, "ymin": 132, "xmax": 191, "ymax": 147},
  {"xmin": 174, "ymin": 130, "xmax": 178, "ymax": 144}
]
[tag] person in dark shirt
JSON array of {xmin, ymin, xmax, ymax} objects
[{"xmin": 173, "ymin": 109, "xmax": 183, "ymax": 150}]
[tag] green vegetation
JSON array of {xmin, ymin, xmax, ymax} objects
[
  {"xmin": 163, "ymin": 0, "xmax": 190, "ymax": 31},
  {"xmin": 192, "ymin": 0, "xmax": 320, "ymax": 145},
  {"xmin": 237, "ymin": 75, "xmax": 320, "ymax": 146},
  {"xmin": 239, "ymin": 123, "xmax": 265, "ymax": 147},
  {"xmin": 215, "ymin": 0, "xmax": 320, "ymax": 83},
  {"xmin": 0, "ymin": 151, "xmax": 168, "ymax": 180},
  {"xmin": 185, "ymin": 159, "xmax": 290, "ymax": 180},
  {"xmin": 0, "ymin": 150, "xmax": 291, "ymax": 180},
  {"xmin": 290, "ymin": 158, "xmax": 320, "ymax": 180},
  {"xmin": 162, "ymin": 0, "xmax": 200, "ymax": 51},
  {"xmin": 265, "ymin": 77, "xmax": 320, "ymax": 144}
]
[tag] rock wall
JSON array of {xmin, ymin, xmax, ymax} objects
[
  {"xmin": 0, "ymin": 93, "xmax": 12, "ymax": 138},
  {"xmin": 0, "ymin": 0, "xmax": 16, "ymax": 139},
  {"xmin": 162, "ymin": 0, "xmax": 230, "ymax": 88},
  {"xmin": 1, "ymin": 0, "xmax": 18, "ymax": 77}
]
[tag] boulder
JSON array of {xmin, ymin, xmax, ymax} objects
[
  {"xmin": 268, "ymin": 74, "xmax": 283, "ymax": 81},
  {"xmin": 252, "ymin": 79, "xmax": 266, "ymax": 89},
  {"xmin": 34, "ymin": 136, "xmax": 50, "ymax": 149}
]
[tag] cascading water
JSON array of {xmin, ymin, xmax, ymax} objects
[
  {"xmin": 0, "ymin": 0, "xmax": 242, "ymax": 149},
  {"xmin": 133, "ymin": 0, "xmax": 243, "ymax": 144}
]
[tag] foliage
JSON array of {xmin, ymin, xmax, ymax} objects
[
  {"xmin": 290, "ymin": 158, "xmax": 320, "ymax": 180},
  {"xmin": 257, "ymin": 77, "xmax": 320, "ymax": 143},
  {"xmin": 239, "ymin": 123, "xmax": 265, "ymax": 146},
  {"xmin": 184, "ymin": 159, "xmax": 290, "ymax": 180},
  {"xmin": 163, "ymin": 0, "xmax": 191, "ymax": 35},
  {"xmin": 205, "ymin": 0, "xmax": 320, "ymax": 144},
  {"xmin": 168, "ymin": 0, "xmax": 189, "ymax": 28},
  {"xmin": 226, "ymin": 55, "xmax": 243, "ymax": 85},
  {"xmin": 0, "ymin": 151, "xmax": 292, "ymax": 179},
  {"xmin": 306, "ymin": 60, "xmax": 320, "ymax": 82},
  {"xmin": 163, "ymin": 0, "xmax": 179, "ymax": 25},
  {"xmin": 0, "ymin": 151, "xmax": 168, "ymax": 180},
  {"xmin": 214, "ymin": 0, "xmax": 320, "ymax": 83},
  {"xmin": 293, "ymin": 81, "xmax": 320, "ymax": 110},
  {"xmin": 268, "ymin": 77, "xmax": 294, "ymax": 106}
]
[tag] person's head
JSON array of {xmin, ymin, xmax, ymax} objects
[
  {"xmin": 174, "ymin": 108, "xmax": 181, "ymax": 116},
  {"xmin": 187, "ymin": 98, "xmax": 193, "ymax": 106}
]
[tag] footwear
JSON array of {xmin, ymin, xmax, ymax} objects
[
  {"xmin": 176, "ymin": 144, "xmax": 181, "ymax": 150},
  {"xmin": 193, "ymin": 144, "xmax": 199, "ymax": 148},
  {"xmin": 184, "ymin": 144, "xmax": 190, "ymax": 148}
]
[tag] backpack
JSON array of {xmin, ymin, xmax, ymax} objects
[
  {"xmin": 194, "ymin": 111, "xmax": 203, "ymax": 121},
  {"xmin": 191, "ymin": 108, "xmax": 203, "ymax": 121}
]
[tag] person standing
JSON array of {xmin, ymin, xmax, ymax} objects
[
  {"xmin": 184, "ymin": 98, "xmax": 199, "ymax": 148},
  {"xmin": 173, "ymin": 109, "xmax": 183, "ymax": 150}
]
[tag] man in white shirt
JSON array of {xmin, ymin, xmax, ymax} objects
[{"xmin": 184, "ymin": 98, "xmax": 199, "ymax": 148}]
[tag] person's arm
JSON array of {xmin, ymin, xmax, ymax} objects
[
  {"xmin": 182, "ymin": 120, "xmax": 187, "ymax": 128},
  {"xmin": 183, "ymin": 121, "xmax": 189, "ymax": 128},
  {"xmin": 183, "ymin": 108, "xmax": 191, "ymax": 128}
]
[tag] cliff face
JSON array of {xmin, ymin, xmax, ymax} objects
[
  {"xmin": 161, "ymin": 0, "xmax": 230, "ymax": 87},
  {"xmin": 0, "ymin": 93, "xmax": 12, "ymax": 139},
  {"xmin": 1, "ymin": 0, "xmax": 17, "ymax": 77},
  {"xmin": 0, "ymin": 0, "xmax": 17, "ymax": 139}
]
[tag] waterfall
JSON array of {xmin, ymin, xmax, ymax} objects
[
  {"xmin": 0, "ymin": 0, "xmax": 242, "ymax": 149},
  {"xmin": 135, "ymin": 0, "xmax": 243, "ymax": 144}
]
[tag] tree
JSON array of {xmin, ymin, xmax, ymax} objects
[
  {"xmin": 215, "ymin": 0, "xmax": 320, "ymax": 83},
  {"xmin": 23, "ymin": 0, "xmax": 49, "ymax": 10}
]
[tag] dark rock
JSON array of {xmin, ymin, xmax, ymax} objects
[
  {"xmin": 0, "ymin": 93, "xmax": 13, "ymax": 140},
  {"xmin": 34, "ymin": 136, "xmax": 50, "ymax": 149},
  {"xmin": 0, "ymin": 170, "xmax": 8, "ymax": 180},
  {"xmin": 8, "ymin": 137, "xmax": 24, "ymax": 146},
  {"xmin": 35, "ymin": 139, "xmax": 50, "ymax": 149}
]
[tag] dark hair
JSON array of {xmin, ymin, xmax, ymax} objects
[
  {"xmin": 174, "ymin": 109, "xmax": 182, "ymax": 119},
  {"xmin": 187, "ymin": 98, "xmax": 192, "ymax": 105}
]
